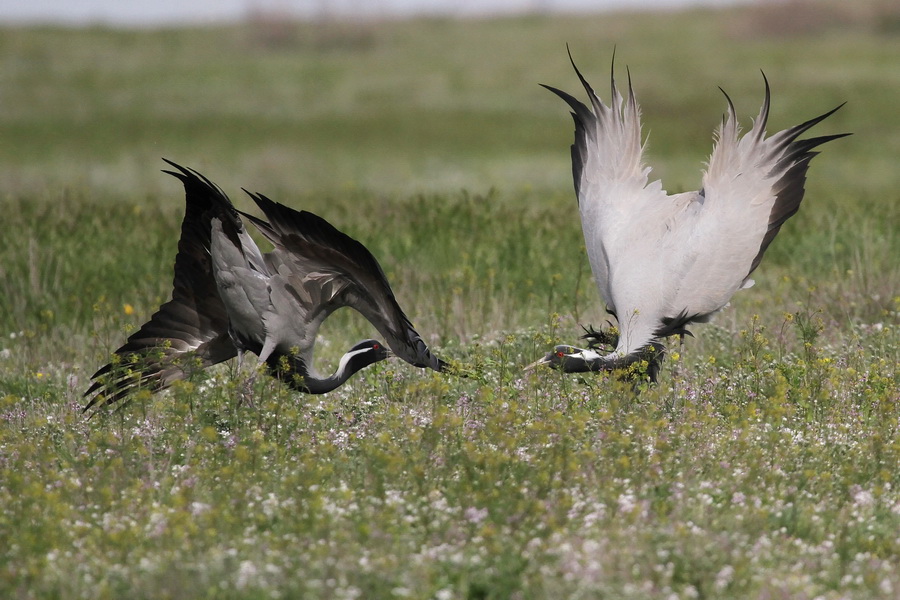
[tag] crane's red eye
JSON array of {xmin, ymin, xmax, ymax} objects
[
  {"xmin": 373, "ymin": 344, "xmax": 380, "ymax": 349},
  {"xmin": 556, "ymin": 351, "xmax": 564, "ymax": 357}
]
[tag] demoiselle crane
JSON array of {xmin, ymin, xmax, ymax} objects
[
  {"xmin": 84, "ymin": 160, "xmax": 444, "ymax": 412},
  {"xmin": 530, "ymin": 52, "xmax": 848, "ymax": 382}
]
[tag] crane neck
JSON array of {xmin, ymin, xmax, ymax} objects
[
  {"xmin": 267, "ymin": 346, "xmax": 383, "ymax": 394},
  {"xmin": 565, "ymin": 344, "xmax": 665, "ymax": 382}
]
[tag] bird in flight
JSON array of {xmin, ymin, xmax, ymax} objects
[
  {"xmin": 84, "ymin": 160, "xmax": 444, "ymax": 412},
  {"xmin": 530, "ymin": 52, "xmax": 848, "ymax": 382}
]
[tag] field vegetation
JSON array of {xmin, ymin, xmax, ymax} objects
[{"xmin": 1, "ymin": 1, "xmax": 898, "ymax": 597}]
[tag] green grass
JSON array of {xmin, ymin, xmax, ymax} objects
[{"xmin": 1, "ymin": 2, "xmax": 899, "ymax": 598}]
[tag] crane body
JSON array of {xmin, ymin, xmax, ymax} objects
[
  {"xmin": 85, "ymin": 161, "xmax": 444, "ymax": 412},
  {"xmin": 532, "ymin": 53, "xmax": 848, "ymax": 381}
]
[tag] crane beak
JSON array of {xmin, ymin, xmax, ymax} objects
[{"xmin": 524, "ymin": 354, "xmax": 552, "ymax": 371}]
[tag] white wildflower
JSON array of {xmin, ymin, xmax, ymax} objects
[
  {"xmin": 714, "ymin": 565, "xmax": 734, "ymax": 591},
  {"xmin": 852, "ymin": 487, "xmax": 875, "ymax": 508},
  {"xmin": 190, "ymin": 502, "xmax": 210, "ymax": 516},
  {"xmin": 617, "ymin": 491, "xmax": 636, "ymax": 514},
  {"xmin": 262, "ymin": 493, "xmax": 279, "ymax": 518},
  {"xmin": 236, "ymin": 560, "xmax": 258, "ymax": 590},
  {"xmin": 464, "ymin": 506, "xmax": 488, "ymax": 524}
]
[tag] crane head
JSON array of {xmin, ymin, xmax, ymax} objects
[
  {"xmin": 348, "ymin": 339, "xmax": 392, "ymax": 365},
  {"xmin": 525, "ymin": 345, "xmax": 602, "ymax": 373}
]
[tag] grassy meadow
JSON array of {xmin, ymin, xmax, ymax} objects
[{"xmin": 1, "ymin": 1, "xmax": 899, "ymax": 598}]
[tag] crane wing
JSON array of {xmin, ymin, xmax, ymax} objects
[
  {"xmin": 84, "ymin": 160, "xmax": 238, "ymax": 412},
  {"xmin": 669, "ymin": 78, "xmax": 848, "ymax": 317},
  {"xmin": 544, "ymin": 56, "xmax": 847, "ymax": 359},
  {"xmin": 239, "ymin": 192, "xmax": 445, "ymax": 372},
  {"xmin": 542, "ymin": 51, "xmax": 668, "ymax": 316}
]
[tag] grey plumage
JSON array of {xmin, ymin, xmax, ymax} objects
[
  {"xmin": 84, "ymin": 160, "xmax": 443, "ymax": 412},
  {"xmin": 83, "ymin": 162, "xmax": 238, "ymax": 409}
]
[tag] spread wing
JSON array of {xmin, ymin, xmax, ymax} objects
[
  {"xmin": 83, "ymin": 160, "xmax": 238, "ymax": 413},
  {"xmin": 670, "ymin": 77, "xmax": 848, "ymax": 317},
  {"xmin": 541, "ymin": 50, "xmax": 668, "ymax": 317},
  {"xmin": 544, "ymin": 54, "xmax": 847, "ymax": 357},
  {"xmin": 239, "ymin": 191, "xmax": 445, "ymax": 372}
]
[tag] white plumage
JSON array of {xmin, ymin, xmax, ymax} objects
[{"xmin": 533, "ymin": 52, "xmax": 848, "ymax": 380}]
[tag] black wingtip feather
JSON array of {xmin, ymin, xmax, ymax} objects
[
  {"xmin": 541, "ymin": 55, "xmax": 601, "ymax": 201},
  {"xmin": 718, "ymin": 86, "xmax": 737, "ymax": 127},
  {"xmin": 565, "ymin": 45, "xmax": 600, "ymax": 105},
  {"xmin": 751, "ymin": 71, "xmax": 772, "ymax": 143},
  {"xmin": 745, "ymin": 100, "xmax": 849, "ymax": 276},
  {"xmin": 781, "ymin": 102, "xmax": 848, "ymax": 145}
]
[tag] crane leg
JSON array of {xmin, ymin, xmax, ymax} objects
[
  {"xmin": 234, "ymin": 349, "xmax": 257, "ymax": 409},
  {"xmin": 673, "ymin": 333, "xmax": 686, "ymax": 380}
]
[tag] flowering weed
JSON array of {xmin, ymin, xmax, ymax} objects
[{"xmin": 2, "ymin": 10, "xmax": 899, "ymax": 598}]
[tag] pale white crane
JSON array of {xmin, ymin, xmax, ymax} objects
[
  {"xmin": 84, "ymin": 160, "xmax": 444, "ymax": 412},
  {"xmin": 530, "ymin": 52, "xmax": 848, "ymax": 382}
]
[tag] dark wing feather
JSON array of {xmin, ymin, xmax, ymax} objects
[
  {"xmin": 750, "ymin": 129, "xmax": 850, "ymax": 275},
  {"xmin": 686, "ymin": 78, "xmax": 848, "ymax": 318},
  {"xmin": 745, "ymin": 82, "xmax": 850, "ymax": 275},
  {"xmin": 240, "ymin": 191, "xmax": 445, "ymax": 372},
  {"xmin": 83, "ymin": 160, "xmax": 238, "ymax": 413},
  {"xmin": 540, "ymin": 82, "xmax": 594, "ymax": 201}
]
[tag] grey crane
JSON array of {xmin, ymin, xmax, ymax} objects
[
  {"xmin": 530, "ymin": 53, "xmax": 848, "ymax": 382},
  {"xmin": 84, "ymin": 160, "xmax": 444, "ymax": 412}
]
